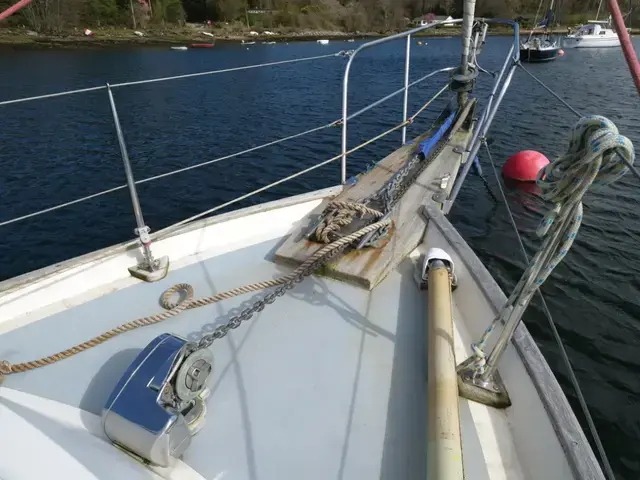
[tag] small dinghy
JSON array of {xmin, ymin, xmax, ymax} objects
[
  {"xmin": 170, "ymin": 46, "xmax": 188, "ymax": 51},
  {"xmin": 317, "ymin": 39, "xmax": 329, "ymax": 45},
  {"xmin": 189, "ymin": 43, "xmax": 214, "ymax": 49}
]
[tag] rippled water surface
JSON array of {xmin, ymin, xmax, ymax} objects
[{"xmin": 1, "ymin": 36, "xmax": 640, "ymax": 478}]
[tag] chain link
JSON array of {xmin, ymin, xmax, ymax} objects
[
  {"xmin": 357, "ymin": 120, "xmax": 454, "ymax": 246},
  {"xmin": 364, "ymin": 114, "xmax": 456, "ymax": 215},
  {"xmin": 187, "ymin": 243, "xmax": 348, "ymax": 352}
]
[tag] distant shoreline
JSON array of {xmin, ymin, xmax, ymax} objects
[{"xmin": 1, "ymin": 26, "xmax": 637, "ymax": 50}]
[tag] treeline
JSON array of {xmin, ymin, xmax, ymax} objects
[
  {"xmin": 0, "ymin": 0, "xmax": 184, "ymax": 31},
  {"xmin": 0, "ymin": 0, "xmax": 634, "ymax": 33}
]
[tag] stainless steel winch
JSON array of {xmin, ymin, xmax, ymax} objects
[{"xmin": 102, "ymin": 333, "xmax": 213, "ymax": 467}]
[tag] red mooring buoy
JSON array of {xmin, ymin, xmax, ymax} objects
[{"xmin": 502, "ymin": 150, "xmax": 550, "ymax": 182}]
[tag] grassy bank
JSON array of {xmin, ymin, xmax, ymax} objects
[
  {"xmin": 0, "ymin": 25, "xmax": 454, "ymax": 49},
  {"xmin": 1, "ymin": 24, "xmax": 637, "ymax": 49}
]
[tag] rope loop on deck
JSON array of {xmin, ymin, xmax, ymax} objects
[
  {"xmin": 470, "ymin": 115, "xmax": 634, "ymax": 377},
  {"xmin": 160, "ymin": 283, "xmax": 195, "ymax": 309}
]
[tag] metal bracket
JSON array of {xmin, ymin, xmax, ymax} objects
[
  {"xmin": 356, "ymin": 211, "xmax": 391, "ymax": 249},
  {"xmin": 129, "ymin": 256, "xmax": 170, "ymax": 283},
  {"xmin": 303, "ymin": 213, "xmax": 325, "ymax": 240},
  {"xmin": 432, "ymin": 173, "xmax": 451, "ymax": 204},
  {"xmin": 128, "ymin": 226, "xmax": 170, "ymax": 282},
  {"xmin": 432, "ymin": 191, "xmax": 447, "ymax": 203},
  {"xmin": 456, "ymin": 357, "xmax": 512, "ymax": 409}
]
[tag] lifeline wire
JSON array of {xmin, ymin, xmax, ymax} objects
[
  {"xmin": 0, "ymin": 52, "xmax": 345, "ymax": 106},
  {"xmin": 0, "ymin": 59, "xmax": 456, "ymax": 228}
]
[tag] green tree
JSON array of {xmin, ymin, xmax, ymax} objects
[
  {"xmin": 153, "ymin": 0, "xmax": 185, "ymax": 23},
  {"xmin": 87, "ymin": 0, "xmax": 120, "ymax": 25},
  {"xmin": 183, "ymin": 0, "xmax": 207, "ymax": 21}
]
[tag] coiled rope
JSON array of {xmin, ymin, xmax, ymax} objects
[
  {"xmin": 470, "ymin": 115, "xmax": 635, "ymax": 375},
  {"xmin": 0, "ymin": 203, "xmax": 389, "ymax": 376},
  {"xmin": 314, "ymin": 201, "xmax": 385, "ymax": 243}
]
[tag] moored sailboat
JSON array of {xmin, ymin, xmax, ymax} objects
[{"xmin": 519, "ymin": 0, "xmax": 561, "ymax": 62}]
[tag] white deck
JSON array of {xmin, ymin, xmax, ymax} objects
[
  {"xmin": 2, "ymin": 236, "xmax": 426, "ymax": 479},
  {"xmin": 0, "ymin": 190, "xmax": 601, "ymax": 479}
]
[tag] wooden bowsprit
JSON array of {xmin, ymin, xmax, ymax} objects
[{"xmin": 274, "ymin": 101, "xmax": 476, "ymax": 290}]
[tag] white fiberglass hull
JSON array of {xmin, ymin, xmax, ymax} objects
[{"xmin": 563, "ymin": 35, "xmax": 620, "ymax": 48}]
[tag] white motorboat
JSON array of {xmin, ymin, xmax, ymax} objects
[
  {"xmin": 564, "ymin": 19, "xmax": 621, "ymax": 48},
  {"xmin": 0, "ymin": 9, "xmax": 638, "ymax": 480}
]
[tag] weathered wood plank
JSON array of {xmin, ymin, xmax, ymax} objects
[{"xmin": 274, "ymin": 105, "xmax": 475, "ymax": 290}]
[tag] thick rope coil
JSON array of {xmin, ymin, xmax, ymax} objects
[
  {"xmin": 0, "ymin": 206, "xmax": 388, "ymax": 377},
  {"xmin": 313, "ymin": 201, "xmax": 385, "ymax": 243},
  {"xmin": 470, "ymin": 116, "xmax": 635, "ymax": 377}
]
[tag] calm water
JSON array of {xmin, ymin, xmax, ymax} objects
[{"xmin": 1, "ymin": 37, "xmax": 640, "ymax": 478}]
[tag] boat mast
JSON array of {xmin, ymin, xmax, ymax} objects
[
  {"xmin": 526, "ymin": 0, "xmax": 546, "ymax": 42},
  {"xmin": 596, "ymin": 0, "xmax": 602, "ymax": 20},
  {"xmin": 458, "ymin": 0, "xmax": 478, "ymax": 105},
  {"xmin": 546, "ymin": 0, "xmax": 554, "ymax": 39}
]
